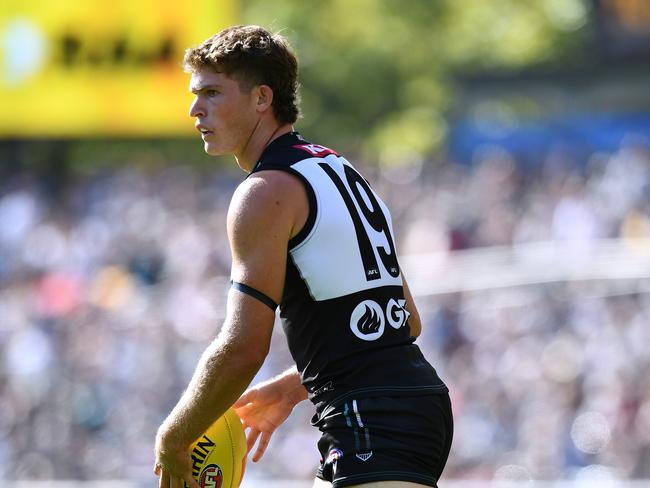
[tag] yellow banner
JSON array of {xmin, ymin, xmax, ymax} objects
[{"xmin": 0, "ymin": 0, "xmax": 237, "ymax": 137}]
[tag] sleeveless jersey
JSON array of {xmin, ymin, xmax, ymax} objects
[{"xmin": 250, "ymin": 132, "xmax": 447, "ymax": 413}]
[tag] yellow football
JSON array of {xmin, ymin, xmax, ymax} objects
[{"xmin": 186, "ymin": 408, "xmax": 247, "ymax": 488}]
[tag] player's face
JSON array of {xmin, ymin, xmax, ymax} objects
[{"xmin": 189, "ymin": 68, "xmax": 259, "ymax": 157}]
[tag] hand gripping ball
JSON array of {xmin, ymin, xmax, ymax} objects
[{"xmin": 186, "ymin": 408, "xmax": 247, "ymax": 488}]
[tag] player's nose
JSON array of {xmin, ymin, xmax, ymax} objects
[{"xmin": 189, "ymin": 97, "xmax": 205, "ymax": 118}]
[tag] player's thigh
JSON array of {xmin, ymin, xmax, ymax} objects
[
  {"xmin": 349, "ymin": 483, "xmax": 432, "ymax": 488},
  {"xmin": 313, "ymin": 481, "xmax": 431, "ymax": 488},
  {"xmin": 312, "ymin": 479, "xmax": 331, "ymax": 488}
]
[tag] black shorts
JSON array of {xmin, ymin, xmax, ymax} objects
[{"xmin": 313, "ymin": 393, "xmax": 453, "ymax": 487}]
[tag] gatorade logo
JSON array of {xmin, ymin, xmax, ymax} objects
[{"xmin": 199, "ymin": 464, "xmax": 223, "ymax": 488}]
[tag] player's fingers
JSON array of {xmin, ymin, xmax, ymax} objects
[
  {"xmin": 246, "ymin": 428, "xmax": 261, "ymax": 454},
  {"xmin": 153, "ymin": 463, "xmax": 161, "ymax": 476},
  {"xmin": 159, "ymin": 470, "xmax": 170, "ymax": 488},
  {"xmin": 173, "ymin": 474, "xmax": 188, "ymax": 488},
  {"xmin": 173, "ymin": 473, "xmax": 195, "ymax": 488},
  {"xmin": 252, "ymin": 431, "xmax": 272, "ymax": 462},
  {"xmin": 183, "ymin": 473, "xmax": 200, "ymax": 488},
  {"xmin": 234, "ymin": 404, "xmax": 252, "ymax": 423},
  {"xmin": 233, "ymin": 389, "xmax": 257, "ymax": 408}
]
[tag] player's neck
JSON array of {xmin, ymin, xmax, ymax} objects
[{"xmin": 236, "ymin": 120, "xmax": 293, "ymax": 173}]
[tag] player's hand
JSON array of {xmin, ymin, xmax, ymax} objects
[
  {"xmin": 233, "ymin": 380, "xmax": 296, "ymax": 462},
  {"xmin": 153, "ymin": 428, "xmax": 200, "ymax": 488}
]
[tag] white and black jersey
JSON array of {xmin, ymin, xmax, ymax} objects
[{"xmin": 251, "ymin": 132, "xmax": 447, "ymax": 413}]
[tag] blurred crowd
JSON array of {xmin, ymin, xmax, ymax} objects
[{"xmin": 0, "ymin": 135, "xmax": 649, "ymax": 484}]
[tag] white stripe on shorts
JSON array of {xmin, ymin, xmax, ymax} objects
[{"xmin": 352, "ymin": 399, "xmax": 364, "ymax": 427}]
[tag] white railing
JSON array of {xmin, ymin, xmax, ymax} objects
[{"xmin": 400, "ymin": 238, "xmax": 650, "ymax": 296}]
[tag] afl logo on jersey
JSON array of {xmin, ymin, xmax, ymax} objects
[{"xmin": 350, "ymin": 299, "xmax": 411, "ymax": 341}]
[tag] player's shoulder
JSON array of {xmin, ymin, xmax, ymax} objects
[{"xmin": 228, "ymin": 170, "xmax": 305, "ymax": 229}]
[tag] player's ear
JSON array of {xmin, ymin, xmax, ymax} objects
[{"xmin": 255, "ymin": 85, "xmax": 274, "ymax": 112}]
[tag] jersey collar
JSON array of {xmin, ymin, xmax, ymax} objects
[{"xmin": 251, "ymin": 131, "xmax": 305, "ymax": 173}]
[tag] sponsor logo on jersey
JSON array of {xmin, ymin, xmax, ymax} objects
[
  {"xmin": 198, "ymin": 464, "xmax": 223, "ymax": 488},
  {"xmin": 387, "ymin": 298, "xmax": 410, "ymax": 329},
  {"xmin": 293, "ymin": 143, "xmax": 338, "ymax": 157},
  {"xmin": 350, "ymin": 299, "xmax": 410, "ymax": 341},
  {"xmin": 356, "ymin": 451, "xmax": 373, "ymax": 462},
  {"xmin": 312, "ymin": 380, "xmax": 334, "ymax": 397},
  {"xmin": 350, "ymin": 300, "xmax": 385, "ymax": 341}
]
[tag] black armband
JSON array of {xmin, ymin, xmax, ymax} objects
[{"xmin": 230, "ymin": 281, "xmax": 278, "ymax": 311}]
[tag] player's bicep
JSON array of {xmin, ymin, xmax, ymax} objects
[
  {"xmin": 220, "ymin": 175, "xmax": 295, "ymax": 364},
  {"xmin": 227, "ymin": 173, "xmax": 296, "ymax": 306}
]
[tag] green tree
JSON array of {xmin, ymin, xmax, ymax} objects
[{"xmin": 243, "ymin": 0, "xmax": 590, "ymax": 165}]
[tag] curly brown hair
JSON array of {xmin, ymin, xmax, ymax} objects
[{"xmin": 184, "ymin": 25, "xmax": 300, "ymax": 125}]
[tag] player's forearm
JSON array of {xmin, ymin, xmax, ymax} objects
[{"xmin": 158, "ymin": 330, "xmax": 265, "ymax": 448}]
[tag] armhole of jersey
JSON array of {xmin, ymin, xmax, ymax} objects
[{"xmin": 253, "ymin": 165, "xmax": 318, "ymax": 250}]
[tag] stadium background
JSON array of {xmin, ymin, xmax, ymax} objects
[{"xmin": 1, "ymin": 0, "xmax": 649, "ymax": 486}]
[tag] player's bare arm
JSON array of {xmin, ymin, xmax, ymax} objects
[
  {"xmin": 154, "ymin": 168, "xmax": 306, "ymax": 487},
  {"xmin": 401, "ymin": 274, "xmax": 421, "ymax": 337}
]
